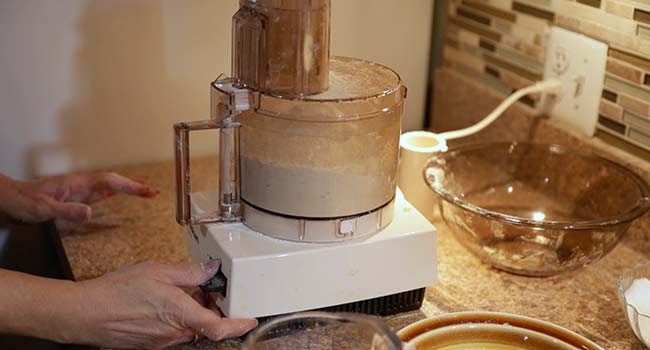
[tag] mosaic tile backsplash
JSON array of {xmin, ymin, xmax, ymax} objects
[{"xmin": 443, "ymin": 0, "xmax": 650, "ymax": 156}]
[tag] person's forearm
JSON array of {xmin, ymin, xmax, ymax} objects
[
  {"xmin": 0, "ymin": 174, "xmax": 19, "ymax": 218},
  {"xmin": 0, "ymin": 268, "xmax": 85, "ymax": 343}
]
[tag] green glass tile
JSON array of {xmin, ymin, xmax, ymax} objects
[
  {"xmin": 637, "ymin": 23, "xmax": 650, "ymax": 40},
  {"xmin": 512, "ymin": 1, "xmax": 554, "ymax": 21},
  {"xmin": 635, "ymin": 8, "xmax": 650, "ymax": 25},
  {"xmin": 484, "ymin": 53, "xmax": 542, "ymax": 81},
  {"xmin": 517, "ymin": 0, "xmax": 552, "ymax": 10},
  {"xmin": 454, "ymin": 63, "xmax": 513, "ymax": 95},
  {"xmin": 457, "ymin": 7, "xmax": 491, "ymax": 25},
  {"xmin": 596, "ymin": 128, "xmax": 650, "ymax": 160},
  {"xmin": 460, "ymin": 41, "xmax": 483, "ymax": 57},
  {"xmin": 447, "ymin": 22, "xmax": 461, "ymax": 36},
  {"xmin": 447, "ymin": 38, "xmax": 460, "ymax": 49},
  {"xmin": 520, "ymin": 94, "xmax": 536, "ymax": 107},
  {"xmin": 484, "ymin": 65, "xmax": 501, "ymax": 78},
  {"xmin": 495, "ymin": 46, "xmax": 545, "ymax": 73},
  {"xmin": 629, "ymin": 128, "xmax": 650, "ymax": 147},
  {"xmin": 479, "ymin": 39, "xmax": 496, "ymax": 52},
  {"xmin": 609, "ymin": 48, "xmax": 650, "ymax": 72},
  {"xmin": 462, "ymin": 0, "xmax": 516, "ymax": 22},
  {"xmin": 449, "ymin": 16, "xmax": 502, "ymax": 41},
  {"xmin": 493, "ymin": 18, "xmax": 513, "ymax": 33},
  {"xmin": 602, "ymin": 89, "xmax": 618, "ymax": 102},
  {"xmin": 458, "ymin": 4, "xmax": 513, "ymax": 34},
  {"xmin": 623, "ymin": 110, "xmax": 650, "ymax": 132},
  {"xmin": 599, "ymin": 115, "xmax": 627, "ymax": 134},
  {"xmin": 577, "ymin": 0, "xmax": 602, "ymax": 8},
  {"xmin": 605, "ymin": 74, "xmax": 650, "ymax": 102},
  {"xmin": 496, "ymin": 46, "xmax": 544, "ymax": 74}
]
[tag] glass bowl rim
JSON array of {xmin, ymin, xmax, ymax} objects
[
  {"xmin": 424, "ymin": 142, "xmax": 650, "ymax": 230},
  {"xmin": 617, "ymin": 262, "xmax": 650, "ymax": 319},
  {"xmin": 241, "ymin": 311, "xmax": 403, "ymax": 350}
]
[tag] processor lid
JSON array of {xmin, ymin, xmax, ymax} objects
[
  {"xmin": 252, "ymin": 56, "xmax": 406, "ymax": 122},
  {"xmin": 286, "ymin": 56, "xmax": 402, "ymax": 101}
]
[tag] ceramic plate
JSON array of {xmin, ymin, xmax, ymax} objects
[{"xmin": 397, "ymin": 311, "xmax": 603, "ymax": 350}]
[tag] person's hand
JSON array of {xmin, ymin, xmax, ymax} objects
[
  {"xmin": 60, "ymin": 260, "xmax": 257, "ymax": 349},
  {"xmin": 0, "ymin": 172, "xmax": 158, "ymax": 223}
]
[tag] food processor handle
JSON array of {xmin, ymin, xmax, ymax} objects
[{"xmin": 174, "ymin": 119, "xmax": 241, "ymax": 225}]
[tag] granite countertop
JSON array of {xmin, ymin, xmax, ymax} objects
[{"xmin": 56, "ymin": 155, "xmax": 650, "ymax": 350}]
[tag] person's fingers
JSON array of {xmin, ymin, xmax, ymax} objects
[
  {"xmin": 164, "ymin": 329, "xmax": 197, "ymax": 347},
  {"xmin": 130, "ymin": 176, "xmax": 149, "ymax": 184},
  {"xmin": 209, "ymin": 304, "xmax": 224, "ymax": 317},
  {"xmin": 159, "ymin": 260, "xmax": 221, "ymax": 287},
  {"xmin": 85, "ymin": 191, "xmax": 116, "ymax": 204},
  {"xmin": 91, "ymin": 173, "xmax": 158, "ymax": 198},
  {"xmin": 191, "ymin": 290, "xmax": 209, "ymax": 306},
  {"xmin": 192, "ymin": 289, "xmax": 224, "ymax": 315},
  {"xmin": 51, "ymin": 186, "xmax": 71, "ymax": 202},
  {"xmin": 42, "ymin": 197, "xmax": 92, "ymax": 222},
  {"xmin": 200, "ymin": 315, "xmax": 258, "ymax": 341},
  {"xmin": 205, "ymin": 293, "xmax": 224, "ymax": 316},
  {"xmin": 54, "ymin": 218, "xmax": 84, "ymax": 235},
  {"xmin": 183, "ymin": 304, "xmax": 258, "ymax": 341}
]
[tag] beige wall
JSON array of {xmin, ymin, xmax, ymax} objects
[{"xmin": 0, "ymin": 0, "xmax": 433, "ymax": 179}]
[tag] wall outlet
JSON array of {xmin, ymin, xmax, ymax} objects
[{"xmin": 541, "ymin": 26, "xmax": 608, "ymax": 136}]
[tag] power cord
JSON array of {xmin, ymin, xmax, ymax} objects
[{"xmin": 437, "ymin": 79, "xmax": 563, "ymax": 140}]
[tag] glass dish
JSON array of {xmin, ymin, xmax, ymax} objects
[
  {"xmin": 424, "ymin": 142, "xmax": 650, "ymax": 276},
  {"xmin": 618, "ymin": 263, "xmax": 650, "ymax": 348},
  {"xmin": 242, "ymin": 312, "xmax": 402, "ymax": 350}
]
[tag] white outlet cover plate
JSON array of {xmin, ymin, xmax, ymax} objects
[{"xmin": 543, "ymin": 26, "xmax": 608, "ymax": 136}]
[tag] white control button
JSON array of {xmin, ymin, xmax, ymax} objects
[{"xmin": 340, "ymin": 219, "xmax": 355, "ymax": 234}]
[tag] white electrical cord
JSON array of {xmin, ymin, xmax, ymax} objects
[{"xmin": 437, "ymin": 79, "xmax": 563, "ymax": 140}]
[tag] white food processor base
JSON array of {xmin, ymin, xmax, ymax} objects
[{"xmin": 186, "ymin": 190, "xmax": 437, "ymax": 318}]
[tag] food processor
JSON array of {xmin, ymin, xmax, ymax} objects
[{"xmin": 173, "ymin": 0, "xmax": 437, "ymax": 318}]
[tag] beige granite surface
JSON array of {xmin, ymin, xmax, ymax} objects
[
  {"xmin": 57, "ymin": 68, "xmax": 650, "ymax": 350},
  {"xmin": 60, "ymin": 158, "xmax": 648, "ymax": 350}
]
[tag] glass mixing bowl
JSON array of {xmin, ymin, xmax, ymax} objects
[
  {"xmin": 242, "ymin": 312, "xmax": 402, "ymax": 350},
  {"xmin": 424, "ymin": 142, "xmax": 650, "ymax": 276}
]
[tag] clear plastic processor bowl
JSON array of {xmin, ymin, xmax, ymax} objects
[{"xmin": 424, "ymin": 142, "xmax": 650, "ymax": 276}]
